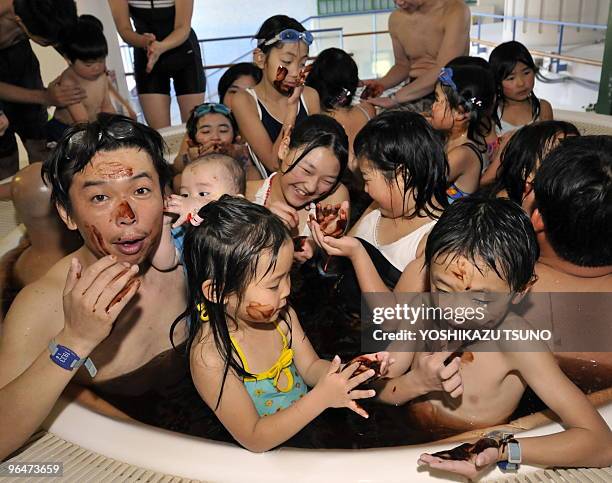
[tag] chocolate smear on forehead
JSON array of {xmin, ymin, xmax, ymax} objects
[
  {"xmin": 92, "ymin": 161, "xmax": 134, "ymax": 179},
  {"xmin": 87, "ymin": 224, "xmax": 111, "ymax": 256},
  {"xmin": 115, "ymin": 201, "xmax": 135, "ymax": 221},
  {"xmin": 246, "ymin": 302, "xmax": 276, "ymax": 320}
]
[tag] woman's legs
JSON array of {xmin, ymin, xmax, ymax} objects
[
  {"xmin": 139, "ymin": 94, "xmax": 171, "ymax": 130},
  {"xmin": 177, "ymin": 93, "xmax": 205, "ymax": 123}
]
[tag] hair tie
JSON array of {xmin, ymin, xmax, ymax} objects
[
  {"xmin": 438, "ymin": 67, "xmax": 458, "ymax": 93},
  {"xmin": 465, "ymin": 96, "xmax": 483, "ymax": 111},
  {"xmin": 186, "ymin": 210, "xmax": 204, "ymax": 226},
  {"xmin": 196, "ymin": 303, "xmax": 209, "ymax": 322}
]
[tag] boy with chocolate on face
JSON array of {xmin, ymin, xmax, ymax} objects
[{"xmin": 0, "ymin": 114, "xmax": 188, "ymax": 460}]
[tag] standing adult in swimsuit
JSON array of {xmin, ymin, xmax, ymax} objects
[
  {"xmin": 109, "ymin": 0, "xmax": 205, "ymax": 129},
  {"xmin": 0, "ymin": 114, "xmax": 187, "ymax": 460},
  {"xmin": 364, "ymin": 0, "xmax": 470, "ymax": 110},
  {"xmin": 0, "ymin": 0, "xmax": 84, "ymax": 179}
]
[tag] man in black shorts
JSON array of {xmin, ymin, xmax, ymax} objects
[{"xmin": 0, "ymin": 0, "xmax": 84, "ymax": 179}]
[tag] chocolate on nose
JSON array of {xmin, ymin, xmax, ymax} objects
[{"xmin": 115, "ymin": 201, "xmax": 135, "ymax": 221}]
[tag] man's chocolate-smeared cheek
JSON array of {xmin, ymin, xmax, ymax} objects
[
  {"xmin": 85, "ymin": 223, "xmax": 111, "ymax": 256},
  {"xmin": 93, "ymin": 161, "xmax": 134, "ymax": 180},
  {"xmin": 114, "ymin": 201, "xmax": 136, "ymax": 222}
]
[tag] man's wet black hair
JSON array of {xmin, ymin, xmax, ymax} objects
[
  {"xmin": 534, "ymin": 135, "xmax": 612, "ymax": 267},
  {"xmin": 425, "ymin": 196, "xmax": 539, "ymax": 292},
  {"xmin": 171, "ymin": 195, "xmax": 291, "ymax": 408},
  {"xmin": 254, "ymin": 15, "xmax": 306, "ymax": 55},
  {"xmin": 306, "ymin": 48, "xmax": 359, "ymax": 109},
  {"xmin": 62, "ymin": 16, "xmax": 108, "ymax": 63},
  {"xmin": 13, "ymin": 0, "xmax": 77, "ymax": 45},
  {"xmin": 489, "ymin": 41, "xmax": 541, "ymax": 129},
  {"xmin": 354, "ymin": 110, "xmax": 449, "ymax": 219},
  {"xmin": 42, "ymin": 113, "xmax": 172, "ymax": 214},
  {"xmin": 217, "ymin": 63, "xmax": 262, "ymax": 104},
  {"xmin": 486, "ymin": 120, "xmax": 579, "ymax": 203}
]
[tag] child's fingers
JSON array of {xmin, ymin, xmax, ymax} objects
[
  {"xmin": 340, "ymin": 360, "xmax": 362, "ymax": 377},
  {"xmin": 347, "ymin": 401, "xmax": 369, "ymax": 419},
  {"xmin": 348, "ymin": 388, "xmax": 376, "ymax": 400},
  {"xmin": 347, "ymin": 368, "xmax": 375, "ymax": 390},
  {"xmin": 328, "ymin": 355, "xmax": 341, "ymax": 374},
  {"xmin": 442, "ymin": 374, "xmax": 462, "ymax": 394},
  {"xmin": 439, "ymin": 357, "xmax": 461, "ymax": 380}
]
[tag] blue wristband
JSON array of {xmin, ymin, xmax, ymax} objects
[{"xmin": 48, "ymin": 340, "xmax": 97, "ymax": 377}]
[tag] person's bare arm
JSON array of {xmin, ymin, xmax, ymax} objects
[
  {"xmin": 145, "ymin": 0, "xmax": 194, "ymax": 72},
  {"xmin": 0, "ymin": 256, "xmax": 140, "ymax": 460},
  {"xmin": 394, "ymin": 3, "xmax": 470, "ymax": 103},
  {"xmin": 0, "ymin": 78, "xmax": 85, "ymax": 107},
  {"xmin": 61, "ymin": 74, "xmax": 90, "ymax": 123},
  {"xmin": 108, "ymin": 0, "xmax": 155, "ymax": 49},
  {"xmin": 539, "ymin": 99, "xmax": 553, "ymax": 121},
  {"xmin": 379, "ymin": 31, "xmax": 412, "ymax": 90},
  {"xmin": 232, "ymin": 88, "xmax": 296, "ymax": 173},
  {"xmin": 508, "ymin": 351, "xmax": 612, "ymax": 467}
]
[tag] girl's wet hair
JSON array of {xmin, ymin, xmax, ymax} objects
[
  {"xmin": 186, "ymin": 104, "xmax": 238, "ymax": 143},
  {"xmin": 306, "ymin": 48, "xmax": 359, "ymax": 109},
  {"xmin": 486, "ymin": 120, "xmax": 580, "ymax": 203},
  {"xmin": 171, "ymin": 195, "xmax": 291, "ymax": 408},
  {"xmin": 254, "ymin": 15, "xmax": 306, "ymax": 55},
  {"xmin": 489, "ymin": 41, "xmax": 540, "ymax": 128},
  {"xmin": 438, "ymin": 65, "xmax": 495, "ymax": 151},
  {"xmin": 425, "ymin": 196, "xmax": 539, "ymax": 292},
  {"xmin": 217, "ymin": 62, "xmax": 262, "ymax": 104},
  {"xmin": 354, "ymin": 110, "xmax": 449, "ymax": 219},
  {"xmin": 282, "ymin": 114, "xmax": 349, "ymax": 203}
]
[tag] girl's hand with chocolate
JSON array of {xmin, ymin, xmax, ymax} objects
[
  {"xmin": 310, "ymin": 221, "xmax": 361, "ymax": 261},
  {"xmin": 165, "ymin": 194, "xmax": 206, "ymax": 228},
  {"xmin": 310, "ymin": 201, "xmax": 349, "ymax": 238}
]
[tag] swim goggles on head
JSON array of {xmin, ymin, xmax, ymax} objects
[
  {"xmin": 193, "ymin": 103, "xmax": 232, "ymax": 117},
  {"xmin": 438, "ymin": 67, "xmax": 457, "ymax": 93},
  {"xmin": 260, "ymin": 29, "xmax": 314, "ymax": 47}
]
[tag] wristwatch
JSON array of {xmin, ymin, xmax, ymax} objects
[
  {"xmin": 48, "ymin": 339, "xmax": 97, "ymax": 377},
  {"xmin": 498, "ymin": 437, "xmax": 521, "ymax": 471}
]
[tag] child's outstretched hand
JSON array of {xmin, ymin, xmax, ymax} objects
[
  {"xmin": 417, "ymin": 437, "xmax": 500, "ymax": 479},
  {"xmin": 412, "ymin": 351, "xmax": 463, "ymax": 398},
  {"xmin": 310, "ymin": 201, "xmax": 349, "ymax": 238},
  {"xmin": 165, "ymin": 194, "xmax": 206, "ymax": 228},
  {"xmin": 313, "ymin": 355, "xmax": 377, "ymax": 418},
  {"xmin": 346, "ymin": 352, "xmax": 395, "ymax": 379},
  {"xmin": 310, "ymin": 220, "xmax": 361, "ymax": 260}
]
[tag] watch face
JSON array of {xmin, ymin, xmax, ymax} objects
[{"xmin": 57, "ymin": 350, "xmax": 72, "ymax": 364}]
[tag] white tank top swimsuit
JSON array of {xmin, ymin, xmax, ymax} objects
[
  {"xmin": 254, "ymin": 173, "xmax": 315, "ymax": 237},
  {"xmin": 352, "ymin": 209, "xmax": 437, "ymax": 271},
  {"xmin": 497, "ymin": 105, "xmax": 540, "ymax": 136}
]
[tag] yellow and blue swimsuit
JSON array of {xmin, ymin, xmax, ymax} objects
[{"xmin": 231, "ymin": 322, "xmax": 308, "ymax": 416}]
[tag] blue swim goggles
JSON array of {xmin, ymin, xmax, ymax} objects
[
  {"xmin": 193, "ymin": 102, "xmax": 232, "ymax": 117},
  {"xmin": 260, "ymin": 29, "xmax": 314, "ymax": 47}
]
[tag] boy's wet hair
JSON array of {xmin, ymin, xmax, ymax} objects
[
  {"xmin": 254, "ymin": 15, "xmax": 306, "ymax": 55},
  {"xmin": 172, "ymin": 195, "xmax": 291, "ymax": 408},
  {"xmin": 489, "ymin": 41, "xmax": 541, "ymax": 128},
  {"xmin": 189, "ymin": 153, "xmax": 246, "ymax": 195},
  {"xmin": 486, "ymin": 120, "xmax": 580, "ymax": 203},
  {"xmin": 42, "ymin": 113, "xmax": 172, "ymax": 214},
  {"xmin": 62, "ymin": 16, "xmax": 108, "ymax": 63},
  {"xmin": 217, "ymin": 63, "xmax": 262, "ymax": 104},
  {"xmin": 306, "ymin": 48, "xmax": 359, "ymax": 109},
  {"xmin": 282, "ymin": 114, "xmax": 349, "ymax": 203},
  {"xmin": 185, "ymin": 105, "xmax": 238, "ymax": 144},
  {"xmin": 534, "ymin": 135, "xmax": 612, "ymax": 267},
  {"xmin": 425, "ymin": 196, "xmax": 539, "ymax": 292},
  {"xmin": 13, "ymin": 0, "xmax": 77, "ymax": 45},
  {"xmin": 354, "ymin": 110, "xmax": 449, "ymax": 219},
  {"xmin": 438, "ymin": 64, "xmax": 495, "ymax": 151}
]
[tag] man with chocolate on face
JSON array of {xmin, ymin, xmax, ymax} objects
[
  {"xmin": 363, "ymin": 0, "xmax": 470, "ymax": 111},
  {"xmin": 0, "ymin": 114, "xmax": 188, "ymax": 460}
]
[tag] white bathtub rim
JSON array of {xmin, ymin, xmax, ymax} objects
[{"xmin": 43, "ymin": 397, "xmax": 612, "ymax": 482}]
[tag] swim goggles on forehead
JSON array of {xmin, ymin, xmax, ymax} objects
[
  {"xmin": 193, "ymin": 103, "xmax": 232, "ymax": 118},
  {"xmin": 260, "ymin": 29, "xmax": 314, "ymax": 47}
]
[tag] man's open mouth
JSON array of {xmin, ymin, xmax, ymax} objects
[{"xmin": 113, "ymin": 236, "xmax": 146, "ymax": 255}]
